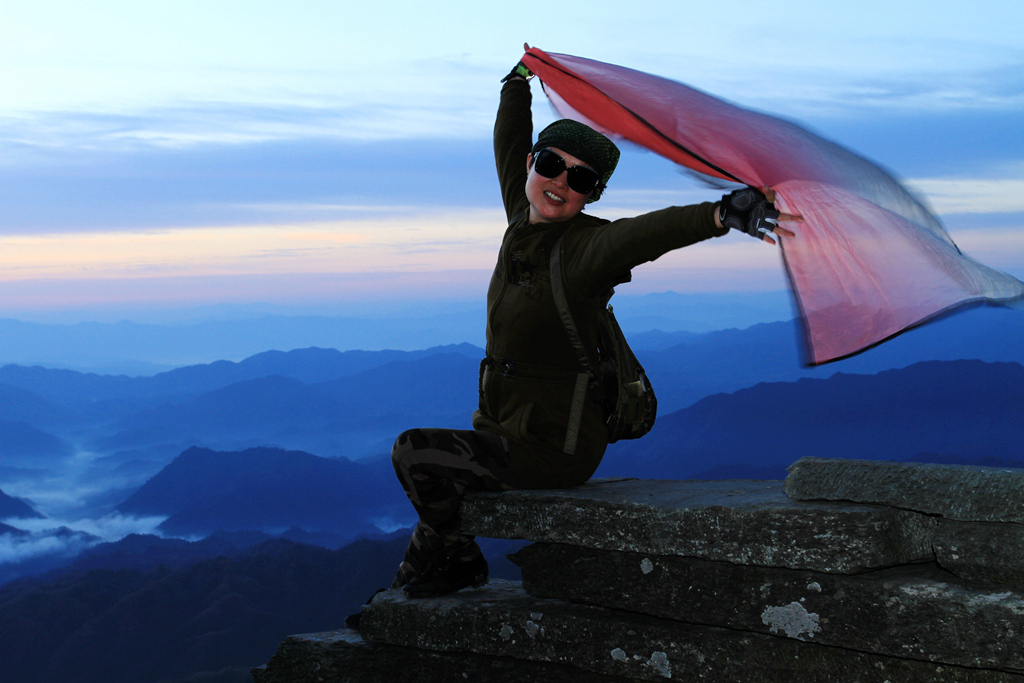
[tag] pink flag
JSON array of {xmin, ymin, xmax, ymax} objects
[{"xmin": 521, "ymin": 48, "xmax": 1024, "ymax": 365}]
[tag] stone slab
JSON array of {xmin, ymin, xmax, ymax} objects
[
  {"xmin": 359, "ymin": 580, "xmax": 1024, "ymax": 683},
  {"xmin": 461, "ymin": 478, "xmax": 936, "ymax": 573},
  {"xmin": 933, "ymin": 518, "xmax": 1024, "ymax": 588},
  {"xmin": 511, "ymin": 542, "xmax": 1024, "ymax": 672},
  {"xmin": 785, "ymin": 457, "xmax": 1024, "ymax": 523},
  {"xmin": 250, "ymin": 627, "xmax": 630, "ymax": 683}
]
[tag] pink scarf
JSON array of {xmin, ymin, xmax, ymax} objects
[{"xmin": 521, "ymin": 47, "xmax": 1024, "ymax": 365}]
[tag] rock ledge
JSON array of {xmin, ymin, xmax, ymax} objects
[{"xmin": 254, "ymin": 458, "xmax": 1024, "ymax": 682}]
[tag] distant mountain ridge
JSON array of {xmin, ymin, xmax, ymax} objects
[
  {"xmin": 0, "ymin": 488, "xmax": 43, "ymax": 519},
  {"xmin": 88, "ymin": 351, "xmax": 481, "ymax": 460},
  {"xmin": 0, "ymin": 312, "xmax": 487, "ymax": 373},
  {"xmin": 0, "ymin": 528, "xmax": 528, "ymax": 683},
  {"xmin": 1, "ymin": 345, "xmax": 484, "ymax": 462},
  {"xmin": 3, "ymin": 306, "xmax": 1023, "ymax": 470},
  {"xmin": 0, "ymin": 291, "xmax": 792, "ymax": 374},
  {"xmin": 0, "ymin": 343, "xmax": 482, "ymax": 408},
  {"xmin": 598, "ymin": 358, "xmax": 1024, "ymax": 480},
  {"xmin": 3, "ymin": 308, "xmax": 1022, "ymax": 683},
  {"xmin": 105, "ymin": 358, "xmax": 1024, "ymax": 538},
  {"xmin": 0, "ymin": 536, "xmax": 411, "ymax": 683},
  {"xmin": 0, "ymin": 309, "xmax": 1020, "ymax": 487},
  {"xmin": 0, "ymin": 383, "xmax": 72, "ymax": 427},
  {"xmin": 116, "ymin": 446, "xmax": 408, "ymax": 537},
  {"xmin": 641, "ymin": 306, "xmax": 1024, "ymax": 412},
  {"xmin": 0, "ymin": 420, "xmax": 72, "ymax": 462}
]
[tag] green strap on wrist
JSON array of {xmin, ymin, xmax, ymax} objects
[{"xmin": 501, "ymin": 61, "xmax": 534, "ymax": 82}]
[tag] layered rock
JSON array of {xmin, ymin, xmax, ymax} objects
[
  {"xmin": 785, "ymin": 456, "xmax": 1024, "ymax": 523},
  {"xmin": 510, "ymin": 546, "xmax": 1023, "ymax": 672},
  {"xmin": 254, "ymin": 458, "xmax": 1024, "ymax": 682},
  {"xmin": 785, "ymin": 457, "xmax": 1024, "ymax": 587},
  {"xmin": 252, "ymin": 627, "xmax": 625, "ymax": 682},
  {"xmin": 459, "ymin": 478, "xmax": 938, "ymax": 572}
]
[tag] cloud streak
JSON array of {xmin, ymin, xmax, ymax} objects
[
  {"xmin": 3, "ymin": 54, "xmax": 1021, "ymax": 160},
  {"xmin": 0, "ymin": 210, "xmax": 504, "ymax": 282},
  {"xmin": 910, "ymin": 174, "xmax": 1024, "ymax": 215},
  {"xmin": 0, "ymin": 513, "xmax": 167, "ymax": 567},
  {"xmin": 3, "ymin": 162, "xmax": 1022, "ymax": 314}
]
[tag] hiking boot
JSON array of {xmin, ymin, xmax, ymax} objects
[
  {"xmin": 402, "ymin": 554, "xmax": 488, "ymax": 598},
  {"xmin": 344, "ymin": 587, "xmax": 387, "ymax": 630},
  {"xmin": 343, "ymin": 610, "xmax": 363, "ymax": 630}
]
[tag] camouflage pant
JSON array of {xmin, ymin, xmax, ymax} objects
[{"xmin": 390, "ymin": 428, "xmax": 519, "ymax": 587}]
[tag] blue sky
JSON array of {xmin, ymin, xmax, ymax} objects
[{"xmin": 1, "ymin": 0, "xmax": 1022, "ymax": 321}]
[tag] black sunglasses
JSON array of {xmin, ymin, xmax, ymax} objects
[{"xmin": 532, "ymin": 148, "xmax": 602, "ymax": 195}]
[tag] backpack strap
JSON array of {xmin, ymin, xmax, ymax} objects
[{"xmin": 549, "ymin": 233, "xmax": 596, "ymax": 455}]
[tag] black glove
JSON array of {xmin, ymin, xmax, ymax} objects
[
  {"xmin": 718, "ymin": 187, "xmax": 780, "ymax": 239},
  {"xmin": 500, "ymin": 61, "xmax": 534, "ymax": 82}
]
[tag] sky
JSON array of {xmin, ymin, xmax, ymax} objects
[{"xmin": 1, "ymin": 0, "xmax": 1023, "ymax": 322}]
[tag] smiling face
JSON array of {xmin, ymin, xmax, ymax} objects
[{"xmin": 524, "ymin": 147, "xmax": 594, "ymax": 224}]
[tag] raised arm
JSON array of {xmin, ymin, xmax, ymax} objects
[{"xmin": 493, "ymin": 70, "xmax": 534, "ymax": 222}]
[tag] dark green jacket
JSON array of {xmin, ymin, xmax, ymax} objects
[{"xmin": 472, "ymin": 78, "xmax": 728, "ymax": 488}]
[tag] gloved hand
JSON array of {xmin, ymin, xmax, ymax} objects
[
  {"xmin": 500, "ymin": 61, "xmax": 534, "ymax": 82},
  {"xmin": 718, "ymin": 187, "xmax": 781, "ymax": 239}
]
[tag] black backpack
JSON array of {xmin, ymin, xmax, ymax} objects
[{"xmin": 550, "ymin": 233, "xmax": 658, "ymax": 447}]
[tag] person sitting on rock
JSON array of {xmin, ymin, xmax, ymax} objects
[{"xmin": 385, "ymin": 48, "xmax": 798, "ymax": 600}]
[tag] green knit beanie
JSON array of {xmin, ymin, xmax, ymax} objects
[{"xmin": 532, "ymin": 119, "xmax": 620, "ymax": 202}]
